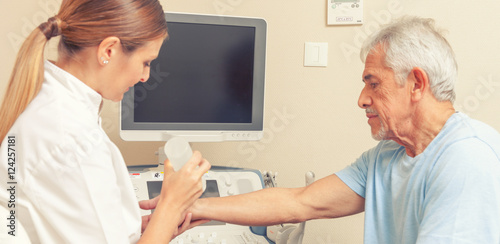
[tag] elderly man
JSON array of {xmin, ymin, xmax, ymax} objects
[{"xmin": 185, "ymin": 16, "xmax": 500, "ymax": 243}]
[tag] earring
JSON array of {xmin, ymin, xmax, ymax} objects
[{"xmin": 100, "ymin": 57, "xmax": 109, "ymax": 64}]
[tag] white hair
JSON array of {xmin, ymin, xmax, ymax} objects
[{"xmin": 360, "ymin": 16, "xmax": 458, "ymax": 103}]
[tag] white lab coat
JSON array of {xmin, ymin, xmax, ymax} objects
[{"xmin": 0, "ymin": 61, "xmax": 141, "ymax": 243}]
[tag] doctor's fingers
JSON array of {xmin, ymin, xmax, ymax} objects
[
  {"xmin": 141, "ymin": 215, "xmax": 152, "ymax": 233},
  {"xmin": 163, "ymin": 161, "xmax": 175, "ymax": 178},
  {"xmin": 195, "ymin": 158, "xmax": 211, "ymax": 177},
  {"xmin": 182, "ymin": 151, "xmax": 211, "ymax": 176},
  {"xmin": 174, "ymin": 213, "xmax": 193, "ymax": 237},
  {"xmin": 182, "ymin": 151, "xmax": 202, "ymax": 171}
]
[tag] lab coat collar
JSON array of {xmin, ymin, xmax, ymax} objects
[{"xmin": 44, "ymin": 60, "xmax": 103, "ymax": 122}]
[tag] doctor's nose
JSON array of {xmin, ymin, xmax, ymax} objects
[
  {"xmin": 139, "ymin": 73, "xmax": 149, "ymax": 83},
  {"xmin": 139, "ymin": 70, "xmax": 150, "ymax": 83}
]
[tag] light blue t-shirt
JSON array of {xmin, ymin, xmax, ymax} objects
[{"xmin": 336, "ymin": 112, "xmax": 500, "ymax": 244}]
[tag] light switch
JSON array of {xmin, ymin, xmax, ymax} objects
[{"xmin": 304, "ymin": 42, "xmax": 328, "ymax": 67}]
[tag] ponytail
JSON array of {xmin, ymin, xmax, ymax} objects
[
  {"xmin": 0, "ymin": 0, "xmax": 167, "ymax": 145},
  {"xmin": 0, "ymin": 17, "xmax": 63, "ymax": 144}
]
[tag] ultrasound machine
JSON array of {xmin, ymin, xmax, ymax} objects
[
  {"xmin": 120, "ymin": 12, "xmax": 281, "ymax": 244},
  {"xmin": 128, "ymin": 163, "xmax": 271, "ymax": 244}
]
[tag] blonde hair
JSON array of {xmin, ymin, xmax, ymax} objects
[{"xmin": 0, "ymin": 0, "xmax": 167, "ymax": 144}]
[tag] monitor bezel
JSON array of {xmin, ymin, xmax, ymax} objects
[{"xmin": 120, "ymin": 12, "xmax": 266, "ymax": 142}]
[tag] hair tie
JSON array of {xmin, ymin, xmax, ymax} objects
[{"xmin": 38, "ymin": 17, "xmax": 63, "ymax": 40}]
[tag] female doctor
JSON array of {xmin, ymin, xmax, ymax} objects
[{"xmin": 0, "ymin": 0, "xmax": 211, "ymax": 243}]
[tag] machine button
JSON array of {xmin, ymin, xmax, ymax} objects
[{"xmin": 225, "ymin": 178, "xmax": 232, "ymax": 186}]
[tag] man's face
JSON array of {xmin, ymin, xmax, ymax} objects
[{"xmin": 358, "ymin": 45, "xmax": 412, "ymax": 141}]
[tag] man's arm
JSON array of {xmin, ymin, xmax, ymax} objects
[{"xmin": 190, "ymin": 174, "xmax": 365, "ymax": 226}]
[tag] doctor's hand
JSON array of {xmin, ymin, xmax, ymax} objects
[
  {"xmin": 140, "ymin": 199, "xmax": 209, "ymax": 234},
  {"xmin": 139, "ymin": 197, "xmax": 159, "ymax": 233},
  {"xmin": 139, "ymin": 151, "xmax": 211, "ymax": 242},
  {"xmin": 159, "ymin": 151, "xmax": 211, "ymax": 216},
  {"xmin": 140, "ymin": 203, "xmax": 209, "ymax": 236}
]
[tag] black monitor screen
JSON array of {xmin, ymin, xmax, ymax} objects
[{"xmin": 133, "ymin": 22, "xmax": 256, "ymax": 124}]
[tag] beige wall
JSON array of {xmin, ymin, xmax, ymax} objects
[{"xmin": 1, "ymin": 0, "xmax": 499, "ymax": 243}]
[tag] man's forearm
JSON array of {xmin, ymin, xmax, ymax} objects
[
  {"xmin": 190, "ymin": 174, "xmax": 366, "ymax": 226},
  {"xmin": 191, "ymin": 187, "xmax": 305, "ymax": 226}
]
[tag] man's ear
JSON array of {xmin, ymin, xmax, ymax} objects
[
  {"xmin": 409, "ymin": 67, "xmax": 429, "ymax": 102},
  {"xmin": 96, "ymin": 36, "xmax": 121, "ymax": 65}
]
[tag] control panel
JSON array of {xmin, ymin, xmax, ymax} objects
[{"xmin": 128, "ymin": 165, "xmax": 272, "ymax": 244}]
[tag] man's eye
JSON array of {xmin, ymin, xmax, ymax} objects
[
  {"xmin": 144, "ymin": 62, "xmax": 151, "ymax": 67},
  {"xmin": 370, "ymin": 83, "xmax": 378, "ymax": 88}
]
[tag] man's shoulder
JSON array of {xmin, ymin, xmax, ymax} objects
[
  {"xmin": 425, "ymin": 114, "xmax": 500, "ymax": 177},
  {"xmin": 439, "ymin": 112, "xmax": 500, "ymax": 157}
]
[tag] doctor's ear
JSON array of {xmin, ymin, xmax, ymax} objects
[
  {"xmin": 97, "ymin": 36, "xmax": 121, "ymax": 65},
  {"xmin": 409, "ymin": 67, "xmax": 429, "ymax": 102}
]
